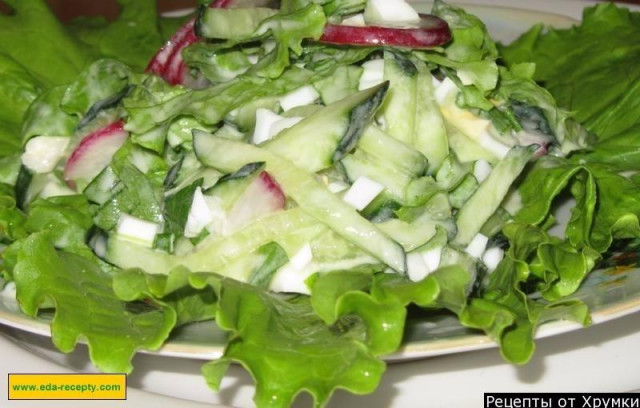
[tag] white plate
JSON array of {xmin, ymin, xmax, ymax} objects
[{"xmin": 2, "ymin": 1, "xmax": 640, "ymax": 407}]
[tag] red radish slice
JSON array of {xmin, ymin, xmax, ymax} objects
[
  {"xmin": 319, "ymin": 14, "xmax": 451, "ymax": 48},
  {"xmin": 146, "ymin": 19, "xmax": 198, "ymax": 86},
  {"xmin": 147, "ymin": 2, "xmax": 449, "ymax": 85},
  {"xmin": 226, "ymin": 171, "xmax": 286, "ymax": 232},
  {"xmin": 146, "ymin": 0, "xmax": 279, "ymax": 85},
  {"xmin": 64, "ymin": 121, "xmax": 129, "ymax": 190}
]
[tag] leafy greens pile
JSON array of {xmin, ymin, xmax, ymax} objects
[{"xmin": 0, "ymin": 0, "xmax": 639, "ymax": 407}]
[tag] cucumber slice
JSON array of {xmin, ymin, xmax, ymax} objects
[
  {"xmin": 380, "ymin": 53, "xmax": 449, "ymax": 172},
  {"xmin": 341, "ymin": 149, "xmax": 412, "ymax": 203},
  {"xmin": 106, "ymin": 207, "xmax": 321, "ymax": 275},
  {"xmin": 357, "ymin": 125, "xmax": 427, "ymax": 177},
  {"xmin": 380, "ymin": 52, "xmax": 417, "ymax": 146},
  {"xmin": 193, "ymin": 130, "xmax": 407, "ymax": 273},
  {"xmin": 83, "ymin": 166, "xmax": 123, "ymax": 205},
  {"xmin": 263, "ymin": 81, "xmax": 389, "ymax": 173},
  {"xmin": 412, "ymin": 63, "xmax": 449, "ymax": 172},
  {"xmin": 313, "ymin": 65, "xmax": 362, "ymax": 105},
  {"xmin": 453, "ymin": 145, "xmax": 536, "ymax": 246}
]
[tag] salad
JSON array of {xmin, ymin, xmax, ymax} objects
[{"xmin": 1, "ymin": 0, "xmax": 639, "ymax": 406}]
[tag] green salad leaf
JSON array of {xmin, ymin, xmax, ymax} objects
[
  {"xmin": 192, "ymin": 274, "xmax": 385, "ymax": 408},
  {"xmin": 9, "ymin": 232, "xmax": 175, "ymax": 373},
  {"xmin": 0, "ymin": 0, "xmax": 92, "ymax": 86},
  {"xmin": 501, "ymin": 3, "xmax": 640, "ymax": 163}
]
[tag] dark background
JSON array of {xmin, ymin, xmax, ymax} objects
[
  {"xmin": 38, "ymin": 0, "xmax": 640, "ymax": 22},
  {"xmin": 0, "ymin": 1, "xmax": 637, "ymax": 23},
  {"xmin": 45, "ymin": 0, "xmax": 198, "ymax": 22}
]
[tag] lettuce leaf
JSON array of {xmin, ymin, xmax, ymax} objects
[
  {"xmin": 114, "ymin": 267, "xmax": 217, "ymax": 327},
  {"xmin": 66, "ymin": 0, "xmax": 166, "ymax": 72},
  {"xmin": 500, "ymin": 3, "xmax": 640, "ymax": 149},
  {"xmin": 10, "ymin": 232, "xmax": 176, "ymax": 373},
  {"xmin": 460, "ymin": 222, "xmax": 593, "ymax": 363},
  {"xmin": 191, "ymin": 273, "xmax": 385, "ymax": 408},
  {"xmin": 0, "ymin": 0, "xmax": 92, "ymax": 87}
]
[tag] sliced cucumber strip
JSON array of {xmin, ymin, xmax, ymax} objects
[
  {"xmin": 106, "ymin": 207, "xmax": 321, "ymax": 275},
  {"xmin": 263, "ymin": 81, "xmax": 389, "ymax": 173},
  {"xmin": 193, "ymin": 130, "xmax": 407, "ymax": 273},
  {"xmin": 453, "ymin": 145, "xmax": 536, "ymax": 246}
]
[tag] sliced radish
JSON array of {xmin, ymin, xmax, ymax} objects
[
  {"xmin": 226, "ymin": 171, "xmax": 286, "ymax": 232},
  {"xmin": 146, "ymin": 19, "xmax": 199, "ymax": 86},
  {"xmin": 64, "ymin": 121, "xmax": 129, "ymax": 190},
  {"xmin": 146, "ymin": 0, "xmax": 279, "ymax": 86},
  {"xmin": 319, "ymin": 14, "xmax": 451, "ymax": 49}
]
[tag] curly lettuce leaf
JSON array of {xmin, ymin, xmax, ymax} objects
[
  {"xmin": 191, "ymin": 274, "xmax": 385, "ymax": 408},
  {"xmin": 516, "ymin": 156, "xmax": 640, "ymax": 253},
  {"xmin": 22, "ymin": 86, "xmax": 78, "ymax": 141},
  {"xmin": 0, "ymin": 183, "xmax": 27, "ymax": 244},
  {"xmin": 10, "ymin": 232, "xmax": 176, "ymax": 373},
  {"xmin": 424, "ymin": 0, "xmax": 498, "ymax": 110},
  {"xmin": 23, "ymin": 195, "xmax": 95, "ymax": 257},
  {"xmin": 461, "ymin": 222, "xmax": 593, "ymax": 363},
  {"xmin": 500, "ymin": 3, "xmax": 640, "ymax": 149},
  {"xmin": 0, "ymin": 53, "xmax": 44, "ymax": 155},
  {"xmin": 113, "ymin": 267, "xmax": 217, "ymax": 326}
]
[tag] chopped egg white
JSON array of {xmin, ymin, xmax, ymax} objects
[
  {"xmin": 280, "ymin": 85, "xmax": 320, "ymax": 111},
  {"xmin": 184, "ymin": 187, "xmax": 214, "ymax": 238},
  {"xmin": 407, "ymin": 247, "xmax": 442, "ymax": 282},
  {"xmin": 252, "ymin": 109, "xmax": 304, "ymax": 144},
  {"xmin": 473, "ymin": 160, "xmax": 493, "ymax": 183},
  {"xmin": 363, "ymin": 0, "xmax": 420, "ymax": 27},
  {"xmin": 21, "ymin": 136, "xmax": 70, "ymax": 173},
  {"xmin": 482, "ymin": 246, "xmax": 504, "ymax": 272},
  {"xmin": 465, "ymin": 233, "xmax": 489, "ymax": 259},
  {"xmin": 269, "ymin": 244, "xmax": 314, "ymax": 294},
  {"xmin": 252, "ymin": 108, "xmax": 283, "ymax": 145},
  {"xmin": 358, "ymin": 59, "xmax": 385, "ymax": 91},
  {"xmin": 116, "ymin": 214, "xmax": 160, "ymax": 248},
  {"xmin": 342, "ymin": 176, "xmax": 385, "ymax": 211}
]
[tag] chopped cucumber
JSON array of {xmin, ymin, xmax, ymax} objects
[
  {"xmin": 106, "ymin": 207, "xmax": 321, "ymax": 275},
  {"xmin": 380, "ymin": 53, "xmax": 449, "ymax": 171},
  {"xmin": 262, "ymin": 81, "xmax": 389, "ymax": 173},
  {"xmin": 341, "ymin": 149, "xmax": 413, "ymax": 203},
  {"xmin": 313, "ymin": 65, "xmax": 362, "ymax": 105},
  {"xmin": 357, "ymin": 125, "xmax": 427, "ymax": 177},
  {"xmin": 453, "ymin": 145, "xmax": 536, "ymax": 246},
  {"xmin": 193, "ymin": 130, "xmax": 407, "ymax": 273},
  {"xmin": 83, "ymin": 166, "xmax": 123, "ymax": 205}
]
